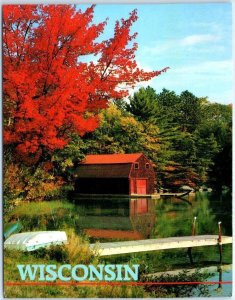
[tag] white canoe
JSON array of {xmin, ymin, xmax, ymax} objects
[{"xmin": 4, "ymin": 231, "xmax": 67, "ymax": 251}]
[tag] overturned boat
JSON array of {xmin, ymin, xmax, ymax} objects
[{"xmin": 4, "ymin": 231, "xmax": 67, "ymax": 252}]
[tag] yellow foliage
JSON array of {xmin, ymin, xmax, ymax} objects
[
  {"xmin": 4, "ymin": 162, "xmax": 64, "ymax": 203},
  {"xmin": 120, "ymin": 116, "xmax": 140, "ymax": 128},
  {"xmin": 65, "ymin": 229, "xmax": 99, "ymax": 265},
  {"xmin": 100, "ymin": 104, "xmax": 122, "ymax": 124}
]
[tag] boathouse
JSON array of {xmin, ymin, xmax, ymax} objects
[{"xmin": 74, "ymin": 153, "xmax": 155, "ymax": 195}]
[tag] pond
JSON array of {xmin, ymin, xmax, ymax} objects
[{"xmin": 73, "ymin": 191, "xmax": 232, "ymax": 297}]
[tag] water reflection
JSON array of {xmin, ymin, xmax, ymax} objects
[
  {"xmin": 75, "ymin": 198, "xmax": 156, "ymax": 240},
  {"xmin": 73, "ymin": 192, "xmax": 232, "ymax": 240},
  {"xmin": 73, "ymin": 192, "xmax": 232, "ymax": 274},
  {"xmin": 153, "ymin": 191, "xmax": 232, "ymax": 239}
]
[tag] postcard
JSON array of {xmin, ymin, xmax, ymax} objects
[{"xmin": 2, "ymin": 1, "xmax": 233, "ymax": 298}]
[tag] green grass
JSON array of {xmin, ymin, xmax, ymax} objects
[
  {"xmin": 7, "ymin": 200, "xmax": 76, "ymax": 217},
  {"xmin": 5, "ymin": 200, "xmax": 82, "ymax": 233}
]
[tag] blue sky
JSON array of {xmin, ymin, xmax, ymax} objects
[{"xmin": 81, "ymin": 3, "xmax": 232, "ymax": 104}]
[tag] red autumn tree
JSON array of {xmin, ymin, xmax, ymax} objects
[{"xmin": 3, "ymin": 5, "xmax": 168, "ymax": 163}]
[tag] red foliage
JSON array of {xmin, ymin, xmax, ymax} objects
[
  {"xmin": 3, "ymin": 5, "xmax": 168, "ymax": 163},
  {"xmin": 42, "ymin": 161, "xmax": 54, "ymax": 172}
]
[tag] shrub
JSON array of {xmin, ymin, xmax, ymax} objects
[
  {"xmin": 34, "ymin": 245, "xmax": 69, "ymax": 263},
  {"xmin": 4, "ymin": 162, "xmax": 64, "ymax": 212}
]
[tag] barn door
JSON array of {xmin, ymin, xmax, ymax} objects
[
  {"xmin": 130, "ymin": 179, "xmax": 135, "ymax": 194},
  {"xmin": 136, "ymin": 179, "xmax": 147, "ymax": 195}
]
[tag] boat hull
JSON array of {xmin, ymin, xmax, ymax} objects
[{"xmin": 4, "ymin": 231, "xmax": 68, "ymax": 252}]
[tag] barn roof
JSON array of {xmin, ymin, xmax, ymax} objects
[{"xmin": 81, "ymin": 153, "xmax": 143, "ymax": 164}]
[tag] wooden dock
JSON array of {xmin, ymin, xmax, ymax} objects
[
  {"xmin": 90, "ymin": 235, "xmax": 232, "ymax": 257},
  {"xmin": 130, "ymin": 193, "xmax": 160, "ymax": 199},
  {"xmin": 73, "ymin": 193, "xmax": 160, "ymax": 199}
]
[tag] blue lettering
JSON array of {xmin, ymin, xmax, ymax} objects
[
  {"xmin": 123, "ymin": 264, "xmax": 139, "ymax": 281},
  {"xmin": 89, "ymin": 265, "xmax": 104, "ymax": 281},
  {"xmin": 72, "ymin": 265, "xmax": 88, "ymax": 281},
  {"xmin": 45, "ymin": 265, "xmax": 57, "ymax": 281},
  {"xmin": 104, "ymin": 264, "xmax": 116, "ymax": 281},
  {"xmin": 58, "ymin": 264, "xmax": 71, "ymax": 281},
  {"xmin": 17, "ymin": 264, "xmax": 41, "ymax": 281}
]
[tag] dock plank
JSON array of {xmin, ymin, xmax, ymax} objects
[{"xmin": 90, "ymin": 235, "xmax": 232, "ymax": 256}]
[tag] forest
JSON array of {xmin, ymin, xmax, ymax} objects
[{"xmin": 4, "ymin": 85, "xmax": 232, "ymax": 209}]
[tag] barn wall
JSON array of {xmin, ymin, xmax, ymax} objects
[
  {"xmin": 75, "ymin": 178, "xmax": 129, "ymax": 194},
  {"xmin": 130, "ymin": 155, "xmax": 155, "ymax": 194}
]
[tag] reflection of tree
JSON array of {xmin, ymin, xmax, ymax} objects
[
  {"xmin": 151, "ymin": 192, "xmax": 232, "ymax": 265},
  {"xmin": 206, "ymin": 191, "xmax": 232, "ymax": 236},
  {"xmin": 153, "ymin": 193, "xmax": 219, "ymax": 239},
  {"xmin": 152, "ymin": 198, "xmax": 193, "ymax": 238},
  {"xmin": 192, "ymin": 193, "xmax": 216, "ymax": 235}
]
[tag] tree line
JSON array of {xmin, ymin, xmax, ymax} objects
[{"xmin": 82, "ymin": 87, "xmax": 232, "ymax": 191}]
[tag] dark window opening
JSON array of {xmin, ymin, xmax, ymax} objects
[
  {"xmin": 145, "ymin": 163, "xmax": 150, "ymax": 169},
  {"xmin": 134, "ymin": 163, "xmax": 139, "ymax": 169}
]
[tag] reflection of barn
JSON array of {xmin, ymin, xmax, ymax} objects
[
  {"xmin": 74, "ymin": 153, "xmax": 155, "ymax": 195},
  {"xmin": 77, "ymin": 198, "xmax": 156, "ymax": 240}
]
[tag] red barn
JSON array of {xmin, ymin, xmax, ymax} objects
[{"xmin": 74, "ymin": 153, "xmax": 155, "ymax": 195}]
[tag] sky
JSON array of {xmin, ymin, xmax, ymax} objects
[{"xmin": 80, "ymin": 3, "xmax": 232, "ymax": 104}]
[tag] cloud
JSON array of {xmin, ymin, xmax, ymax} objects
[
  {"xmin": 191, "ymin": 21, "xmax": 222, "ymax": 32},
  {"xmin": 180, "ymin": 34, "xmax": 219, "ymax": 46},
  {"xmin": 134, "ymin": 60, "xmax": 232, "ymax": 104},
  {"xmin": 170, "ymin": 60, "xmax": 232, "ymax": 75},
  {"xmin": 140, "ymin": 34, "xmax": 220, "ymax": 56}
]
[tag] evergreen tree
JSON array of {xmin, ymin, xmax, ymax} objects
[
  {"xmin": 126, "ymin": 86, "xmax": 159, "ymax": 122},
  {"xmin": 157, "ymin": 88, "xmax": 181, "ymax": 126},
  {"xmin": 179, "ymin": 90, "xmax": 202, "ymax": 133}
]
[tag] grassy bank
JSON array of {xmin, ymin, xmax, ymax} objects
[{"xmin": 4, "ymin": 200, "xmax": 81, "ymax": 233}]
